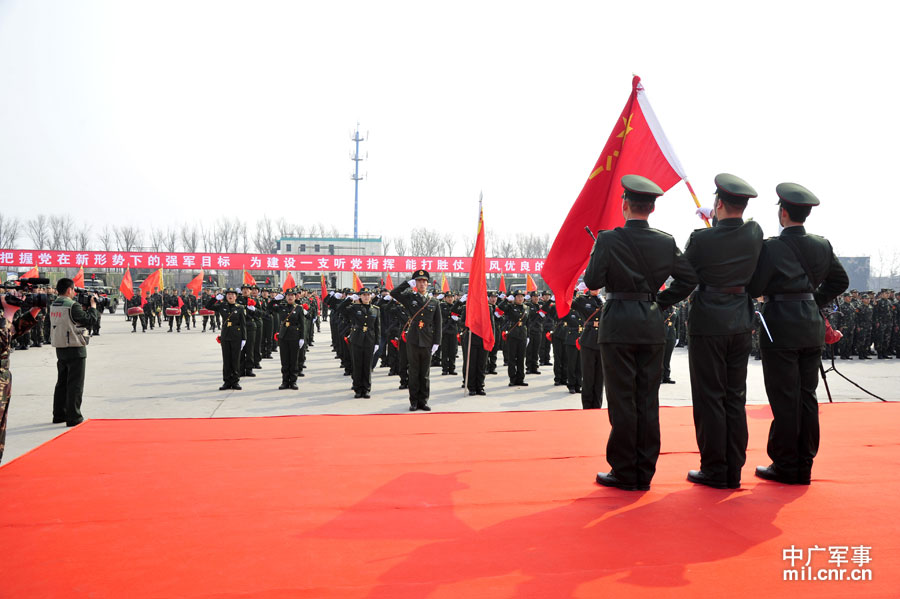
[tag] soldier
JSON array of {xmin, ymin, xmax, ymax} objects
[
  {"xmin": 238, "ymin": 284, "xmax": 259, "ymax": 377},
  {"xmin": 439, "ymin": 291, "xmax": 460, "ymax": 375},
  {"xmin": 874, "ymin": 289, "xmax": 894, "ymax": 359},
  {"xmin": 747, "ymin": 182, "xmax": 849, "ymax": 485},
  {"xmin": 207, "ymin": 288, "xmax": 246, "ymax": 390},
  {"xmin": 669, "ymin": 173, "xmax": 763, "ymax": 490},
  {"xmin": 497, "ymin": 290, "xmax": 530, "ymax": 386},
  {"xmin": 486, "ymin": 292, "xmax": 501, "ymax": 375},
  {"xmin": 179, "ymin": 289, "xmax": 192, "ymax": 331},
  {"xmin": 164, "ymin": 289, "xmax": 179, "ymax": 332},
  {"xmin": 525, "ymin": 292, "xmax": 544, "ymax": 374},
  {"xmin": 539, "ymin": 290, "xmax": 555, "ymax": 366},
  {"xmin": 337, "ymin": 288, "xmax": 381, "ymax": 398},
  {"xmin": 837, "ymin": 293, "xmax": 856, "ymax": 359},
  {"xmin": 550, "ymin": 297, "xmax": 568, "ymax": 388},
  {"xmin": 572, "ymin": 288, "xmax": 604, "ymax": 408},
  {"xmin": 390, "ymin": 269, "xmax": 441, "ymax": 411},
  {"xmin": 455, "ymin": 293, "xmax": 490, "ymax": 396},
  {"xmin": 584, "ymin": 175, "xmax": 697, "ymax": 491},
  {"xmin": 559, "ymin": 292, "xmax": 584, "ymax": 395},
  {"xmin": 855, "ymin": 294, "xmax": 873, "ymax": 359},
  {"xmin": 259, "ymin": 288, "xmax": 274, "ymax": 359},
  {"xmin": 126, "ymin": 294, "xmax": 146, "ymax": 332},
  {"xmin": 661, "ymin": 304, "xmax": 677, "ymax": 383},
  {"xmin": 270, "ymin": 288, "xmax": 305, "ymax": 390},
  {"xmin": 1, "ymin": 297, "xmax": 40, "ymax": 463}
]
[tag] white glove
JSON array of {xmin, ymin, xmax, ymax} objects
[
  {"xmin": 373, "ymin": 344, "xmax": 379, "ymax": 355},
  {"xmin": 350, "ymin": 294, "xmax": 359, "ymax": 301},
  {"xmin": 431, "ymin": 344, "xmax": 439, "ymax": 355},
  {"xmin": 334, "ymin": 292, "xmax": 344, "ymax": 299},
  {"xmin": 696, "ymin": 206, "xmax": 714, "ymax": 219},
  {"xmin": 538, "ymin": 310, "xmax": 546, "ymax": 318},
  {"xmin": 526, "ymin": 338, "xmax": 530, "ymax": 347},
  {"xmin": 525, "ymin": 294, "xmax": 531, "ymax": 300},
  {"xmin": 451, "ymin": 315, "xmax": 459, "ymax": 321},
  {"xmin": 299, "ymin": 339, "xmax": 304, "ymax": 349},
  {"xmin": 494, "ymin": 310, "xmax": 502, "ymax": 317},
  {"xmin": 576, "ymin": 282, "xmax": 587, "ymax": 292},
  {"xmin": 437, "ymin": 293, "xmax": 444, "ymax": 300},
  {"xmin": 274, "ymin": 293, "xmax": 284, "ymax": 300},
  {"xmin": 215, "ymin": 294, "xmax": 224, "ymax": 300},
  {"xmin": 248, "ymin": 305, "xmax": 256, "ymax": 311},
  {"xmin": 460, "ymin": 294, "xmax": 467, "ymax": 303},
  {"xmin": 674, "ymin": 339, "xmax": 680, "ymax": 347},
  {"xmin": 551, "ymin": 295, "xmax": 555, "ymax": 301},
  {"xmin": 407, "ymin": 279, "xmax": 416, "ymax": 288},
  {"xmin": 240, "ymin": 340, "xmax": 246, "ymax": 350},
  {"xmin": 328, "ymin": 291, "xmax": 334, "ymax": 296}
]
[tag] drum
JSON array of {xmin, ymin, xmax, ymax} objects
[
  {"xmin": 165, "ymin": 307, "xmax": 181, "ymax": 316},
  {"xmin": 198, "ymin": 308, "xmax": 215, "ymax": 316},
  {"xmin": 126, "ymin": 307, "xmax": 144, "ymax": 316}
]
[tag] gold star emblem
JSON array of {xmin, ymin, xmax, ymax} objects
[{"xmin": 616, "ymin": 114, "xmax": 634, "ymax": 139}]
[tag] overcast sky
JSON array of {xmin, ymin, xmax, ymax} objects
[{"xmin": 1, "ymin": 1, "xmax": 898, "ymax": 271}]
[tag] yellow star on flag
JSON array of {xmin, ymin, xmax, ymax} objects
[{"xmin": 616, "ymin": 114, "xmax": 634, "ymax": 139}]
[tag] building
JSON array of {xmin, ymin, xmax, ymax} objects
[{"xmin": 277, "ymin": 235, "xmax": 383, "ymax": 289}]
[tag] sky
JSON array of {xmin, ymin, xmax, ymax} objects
[{"xmin": 1, "ymin": 0, "xmax": 898, "ymax": 273}]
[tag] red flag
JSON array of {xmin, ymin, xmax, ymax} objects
[
  {"xmin": 498, "ymin": 274, "xmax": 506, "ymax": 293},
  {"xmin": 320, "ymin": 274, "xmax": 327, "ymax": 299},
  {"xmin": 120, "ymin": 267, "xmax": 134, "ymax": 300},
  {"xmin": 21, "ymin": 265, "xmax": 39, "ymax": 279},
  {"xmin": 525, "ymin": 274, "xmax": 537, "ymax": 293},
  {"xmin": 543, "ymin": 75, "xmax": 687, "ymax": 316},
  {"xmin": 186, "ymin": 270, "xmax": 203, "ymax": 297},
  {"xmin": 466, "ymin": 206, "xmax": 495, "ymax": 351},
  {"xmin": 384, "ymin": 273, "xmax": 394, "ymax": 291},
  {"xmin": 177, "ymin": 296, "xmax": 184, "ymax": 309},
  {"xmin": 441, "ymin": 273, "xmax": 450, "ymax": 293},
  {"xmin": 282, "ymin": 272, "xmax": 297, "ymax": 292},
  {"xmin": 72, "ymin": 266, "xmax": 85, "ymax": 288},
  {"xmin": 140, "ymin": 292, "xmax": 147, "ymax": 307},
  {"xmin": 352, "ymin": 272, "xmax": 362, "ymax": 292},
  {"xmin": 139, "ymin": 269, "xmax": 162, "ymax": 295},
  {"xmin": 243, "ymin": 270, "xmax": 256, "ymax": 286}
]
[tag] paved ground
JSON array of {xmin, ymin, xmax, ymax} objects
[{"xmin": 4, "ymin": 313, "xmax": 897, "ymax": 463}]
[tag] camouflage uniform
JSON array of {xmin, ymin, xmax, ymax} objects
[
  {"xmin": 1, "ymin": 310, "xmax": 38, "ymax": 463},
  {"xmin": 837, "ymin": 296, "xmax": 856, "ymax": 359},
  {"xmin": 855, "ymin": 297, "xmax": 874, "ymax": 359},
  {"xmin": 873, "ymin": 291, "xmax": 894, "ymax": 359}
]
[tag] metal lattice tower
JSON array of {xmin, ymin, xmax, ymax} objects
[{"xmin": 350, "ymin": 124, "xmax": 367, "ymax": 239}]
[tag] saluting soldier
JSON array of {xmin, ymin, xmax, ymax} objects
[
  {"xmin": 341, "ymin": 287, "xmax": 381, "ymax": 398},
  {"xmin": 668, "ymin": 173, "xmax": 764, "ymax": 490},
  {"xmin": 270, "ymin": 287, "xmax": 305, "ymax": 390},
  {"xmin": 525, "ymin": 293, "xmax": 544, "ymax": 374},
  {"xmin": 238, "ymin": 284, "xmax": 259, "ymax": 377},
  {"xmin": 497, "ymin": 290, "xmax": 530, "ymax": 386},
  {"xmin": 572, "ymin": 287, "xmax": 604, "ymax": 408},
  {"xmin": 584, "ymin": 175, "xmax": 697, "ymax": 491},
  {"xmin": 747, "ymin": 183, "xmax": 849, "ymax": 485},
  {"xmin": 207, "ymin": 288, "xmax": 246, "ymax": 390},
  {"xmin": 439, "ymin": 291, "xmax": 460, "ymax": 375},
  {"xmin": 390, "ymin": 269, "xmax": 441, "ymax": 411}
]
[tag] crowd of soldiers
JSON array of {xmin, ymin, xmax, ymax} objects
[{"xmin": 823, "ymin": 289, "xmax": 899, "ymax": 360}]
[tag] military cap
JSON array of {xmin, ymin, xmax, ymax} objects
[
  {"xmin": 285, "ymin": 287, "xmax": 297, "ymax": 294},
  {"xmin": 776, "ymin": 182, "xmax": 820, "ymax": 207},
  {"xmin": 512, "ymin": 289, "xmax": 525, "ymax": 297},
  {"xmin": 715, "ymin": 173, "xmax": 757, "ymax": 204},
  {"xmin": 541, "ymin": 290, "xmax": 551, "ymax": 296},
  {"xmin": 621, "ymin": 174, "xmax": 664, "ymax": 201},
  {"xmin": 850, "ymin": 289, "xmax": 858, "ymax": 293},
  {"xmin": 224, "ymin": 287, "xmax": 239, "ymax": 294},
  {"xmin": 241, "ymin": 283, "xmax": 252, "ymax": 289},
  {"xmin": 359, "ymin": 287, "xmax": 372, "ymax": 294},
  {"xmin": 487, "ymin": 291, "xmax": 497, "ymax": 297},
  {"xmin": 412, "ymin": 269, "xmax": 430, "ymax": 280}
]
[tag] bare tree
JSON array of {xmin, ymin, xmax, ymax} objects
[
  {"xmin": 148, "ymin": 227, "xmax": 165, "ymax": 252},
  {"xmin": 161, "ymin": 228, "xmax": 179, "ymax": 253},
  {"xmin": 514, "ymin": 233, "xmax": 550, "ymax": 258},
  {"xmin": 27, "ymin": 215, "xmax": 50, "ymax": 249},
  {"xmin": 98, "ymin": 225, "xmax": 116, "ymax": 251},
  {"xmin": 409, "ymin": 228, "xmax": 443, "ymax": 256},
  {"xmin": 75, "ymin": 225, "xmax": 92, "ymax": 251},
  {"xmin": 180, "ymin": 224, "xmax": 202, "ymax": 252},
  {"xmin": 394, "ymin": 236, "xmax": 408, "ymax": 256},
  {"xmin": 490, "ymin": 232, "xmax": 515, "ymax": 258},
  {"xmin": 441, "ymin": 232, "xmax": 456, "ymax": 257},
  {"xmin": 253, "ymin": 216, "xmax": 278, "ymax": 254},
  {"xmin": 205, "ymin": 218, "xmax": 243, "ymax": 253},
  {"xmin": 461, "ymin": 235, "xmax": 476, "ymax": 257},
  {"xmin": 382, "ymin": 237, "xmax": 393, "ymax": 256},
  {"xmin": 276, "ymin": 217, "xmax": 298, "ymax": 240},
  {"xmin": 238, "ymin": 221, "xmax": 250, "ymax": 253},
  {"xmin": 114, "ymin": 225, "xmax": 143, "ymax": 251},
  {"xmin": 0, "ymin": 214, "xmax": 20, "ymax": 248}
]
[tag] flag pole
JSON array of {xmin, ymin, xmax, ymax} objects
[
  {"xmin": 683, "ymin": 178, "xmax": 711, "ymax": 228},
  {"xmin": 462, "ymin": 194, "xmax": 482, "ymax": 397}
]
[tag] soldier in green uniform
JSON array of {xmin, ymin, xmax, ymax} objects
[
  {"xmin": 238, "ymin": 284, "xmax": 259, "ymax": 377},
  {"xmin": 836, "ymin": 293, "xmax": 855, "ymax": 359},
  {"xmin": 539, "ymin": 290, "xmax": 554, "ymax": 366},
  {"xmin": 667, "ymin": 174, "xmax": 764, "ymax": 490},
  {"xmin": 572, "ymin": 288, "xmax": 605, "ymax": 408},
  {"xmin": 874, "ymin": 289, "xmax": 894, "ymax": 359},
  {"xmin": 390, "ymin": 269, "xmax": 441, "ymax": 411},
  {"xmin": 337, "ymin": 288, "xmax": 381, "ymax": 398},
  {"xmin": 661, "ymin": 304, "xmax": 677, "ymax": 383},
  {"xmin": 1, "ymin": 295, "xmax": 40, "ymax": 463},
  {"xmin": 270, "ymin": 288, "xmax": 305, "ymax": 390},
  {"xmin": 584, "ymin": 175, "xmax": 697, "ymax": 491},
  {"xmin": 497, "ymin": 290, "xmax": 530, "ymax": 386},
  {"xmin": 207, "ymin": 288, "xmax": 246, "ymax": 390},
  {"xmin": 747, "ymin": 183, "xmax": 849, "ymax": 485},
  {"xmin": 855, "ymin": 294, "xmax": 873, "ymax": 359},
  {"xmin": 49, "ymin": 278, "xmax": 100, "ymax": 427},
  {"xmin": 439, "ymin": 291, "xmax": 460, "ymax": 375},
  {"xmin": 559, "ymin": 291, "xmax": 584, "ymax": 395}
]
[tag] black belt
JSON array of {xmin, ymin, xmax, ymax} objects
[
  {"xmin": 606, "ymin": 292, "xmax": 654, "ymax": 301},
  {"xmin": 764, "ymin": 293, "xmax": 815, "ymax": 302},
  {"xmin": 699, "ymin": 285, "xmax": 746, "ymax": 294}
]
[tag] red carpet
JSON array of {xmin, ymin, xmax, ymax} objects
[{"xmin": 1, "ymin": 403, "xmax": 898, "ymax": 598}]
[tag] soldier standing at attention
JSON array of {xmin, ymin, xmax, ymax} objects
[
  {"xmin": 238, "ymin": 284, "xmax": 258, "ymax": 377},
  {"xmin": 270, "ymin": 288, "xmax": 304, "ymax": 390},
  {"xmin": 572, "ymin": 288, "xmax": 604, "ymax": 408},
  {"xmin": 584, "ymin": 175, "xmax": 697, "ymax": 491},
  {"xmin": 497, "ymin": 290, "xmax": 530, "ymax": 386},
  {"xmin": 207, "ymin": 288, "xmax": 246, "ymax": 390},
  {"xmin": 340, "ymin": 287, "xmax": 381, "ymax": 398},
  {"xmin": 668, "ymin": 173, "xmax": 764, "ymax": 490},
  {"xmin": 390, "ymin": 269, "xmax": 441, "ymax": 411},
  {"xmin": 747, "ymin": 183, "xmax": 848, "ymax": 485},
  {"xmin": 855, "ymin": 294, "xmax": 873, "ymax": 359},
  {"xmin": 874, "ymin": 289, "xmax": 894, "ymax": 359},
  {"xmin": 439, "ymin": 291, "xmax": 460, "ymax": 375},
  {"xmin": 837, "ymin": 293, "xmax": 856, "ymax": 359}
]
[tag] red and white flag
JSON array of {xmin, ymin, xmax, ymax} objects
[{"xmin": 543, "ymin": 75, "xmax": 688, "ymax": 316}]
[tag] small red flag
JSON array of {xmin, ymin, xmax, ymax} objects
[
  {"xmin": 186, "ymin": 270, "xmax": 203, "ymax": 297},
  {"xmin": 243, "ymin": 270, "xmax": 256, "ymax": 286},
  {"xmin": 139, "ymin": 268, "xmax": 162, "ymax": 295},
  {"xmin": 525, "ymin": 274, "xmax": 537, "ymax": 293},
  {"xmin": 498, "ymin": 274, "xmax": 506, "ymax": 294},
  {"xmin": 384, "ymin": 273, "xmax": 394, "ymax": 291},
  {"xmin": 21, "ymin": 265, "xmax": 39, "ymax": 279},
  {"xmin": 352, "ymin": 272, "xmax": 362, "ymax": 292},
  {"xmin": 282, "ymin": 272, "xmax": 297, "ymax": 292},
  {"xmin": 120, "ymin": 268, "xmax": 135, "ymax": 300},
  {"xmin": 466, "ymin": 206, "xmax": 495, "ymax": 351},
  {"xmin": 320, "ymin": 274, "xmax": 327, "ymax": 299},
  {"xmin": 543, "ymin": 75, "xmax": 687, "ymax": 316},
  {"xmin": 441, "ymin": 273, "xmax": 450, "ymax": 293},
  {"xmin": 177, "ymin": 296, "xmax": 184, "ymax": 309},
  {"xmin": 72, "ymin": 266, "xmax": 85, "ymax": 288}
]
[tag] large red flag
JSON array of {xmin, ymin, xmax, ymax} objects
[
  {"xmin": 139, "ymin": 268, "xmax": 162, "ymax": 295},
  {"xmin": 282, "ymin": 272, "xmax": 296, "ymax": 292},
  {"xmin": 21, "ymin": 265, "xmax": 39, "ymax": 279},
  {"xmin": 543, "ymin": 75, "xmax": 688, "ymax": 316},
  {"xmin": 320, "ymin": 274, "xmax": 327, "ymax": 299},
  {"xmin": 72, "ymin": 266, "xmax": 85, "ymax": 288},
  {"xmin": 243, "ymin": 270, "xmax": 256, "ymax": 286},
  {"xmin": 466, "ymin": 206, "xmax": 495, "ymax": 351},
  {"xmin": 384, "ymin": 273, "xmax": 394, "ymax": 291},
  {"xmin": 120, "ymin": 268, "xmax": 134, "ymax": 300},
  {"xmin": 186, "ymin": 270, "xmax": 203, "ymax": 296}
]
